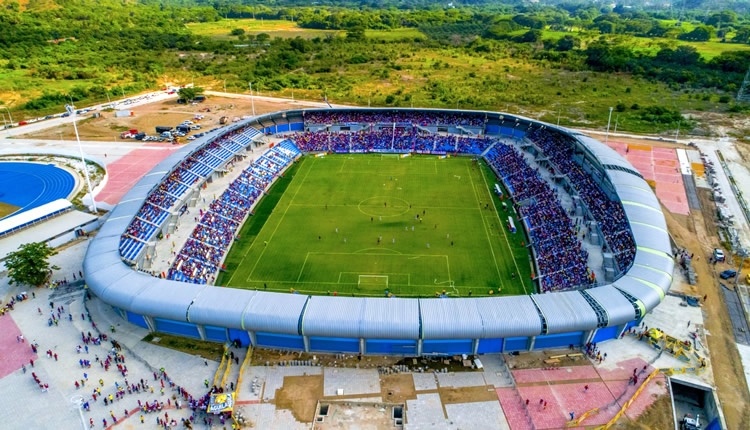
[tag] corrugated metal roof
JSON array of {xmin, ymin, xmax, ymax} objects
[
  {"xmin": 626, "ymin": 265, "xmax": 672, "ymax": 294},
  {"xmin": 633, "ymin": 250, "xmax": 674, "ymax": 275},
  {"xmin": 242, "ymin": 292, "xmax": 307, "ymax": 335},
  {"xmin": 360, "ymin": 298, "xmax": 420, "ymax": 339},
  {"xmin": 129, "ymin": 280, "xmax": 205, "ymax": 322},
  {"xmin": 188, "ymin": 288, "xmax": 255, "ymax": 329},
  {"xmin": 617, "ymin": 187, "xmax": 661, "ymax": 211},
  {"xmin": 420, "ymin": 298, "xmax": 483, "ymax": 339},
  {"xmin": 613, "ymin": 277, "xmax": 662, "ymax": 311},
  {"xmin": 622, "ymin": 204, "xmax": 668, "ymax": 232},
  {"xmin": 607, "ymin": 171, "xmax": 652, "ymax": 192},
  {"xmin": 475, "ymin": 296, "xmax": 542, "ymax": 338},
  {"xmin": 302, "ymin": 296, "xmax": 364, "ymax": 338},
  {"xmin": 532, "ymin": 292, "xmax": 598, "ymax": 334},
  {"xmin": 586, "ymin": 286, "xmax": 636, "ymax": 326},
  {"xmin": 630, "ymin": 223, "xmax": 671, "ymax": 254}
]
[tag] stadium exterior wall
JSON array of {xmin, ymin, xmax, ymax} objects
[{"xmin": 83, "ymin": 108, "xmax": 673, "ymax": 355}]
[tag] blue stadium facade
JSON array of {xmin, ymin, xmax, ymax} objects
[{"xmin": 83, "ymin": 108, "xmax": 672, "ymax": 355}]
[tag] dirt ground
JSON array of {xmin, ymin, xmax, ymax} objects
[
  {"xmin": 250, "ymin": 348, "xmax": 402, "ymax": 369},
  {"xmin": 616, "ymin": 392, "xmax": 675, "ymax": 430},
  {"xmin": 662, "ymin": 199, "xmax": 750, "ymax": 428},
  {"xmin": 16, "ymin": 96, "xmax": 306, "ymax": 142},
  {"xmin": 504, "ymin": 350, "xmax": 588, "ymax": 370},
  {"xmin": 438, "ymin": 385, "xmax": 499, "ymax": 404},
  {"xmin": 379, "ymin": 374, "xmax": 417, "ymax": 403},
  {"xmin": 274, "ymin": 374, "xmax": 324, "ymax": 422}
]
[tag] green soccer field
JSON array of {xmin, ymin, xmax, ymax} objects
[{"xmin": 217, "ymin": 154, "xmax": 534, "ymax": 297}]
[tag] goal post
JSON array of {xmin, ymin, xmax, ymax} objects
[{"xmin": 358, "ymin": 275, "xmax": 389, "ymax": 288}]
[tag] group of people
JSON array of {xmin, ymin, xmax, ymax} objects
[
  {"xmin": 168, "ymin": 142, "xmax": 301, "ymax": 284},
  {"xmin": 303, "ymin": 110, "xmax": 486, "ymax": 127},
  {"xmin": 485, "ymin": 144, "xmax": 593, "ymax": 291},
  {"xmin": 289, "ymin": 129, "xmax": 496, "ymax": 155},
  {"xmin": 527, "ymin": 129, "xmax": 636, "ymax": 272}
]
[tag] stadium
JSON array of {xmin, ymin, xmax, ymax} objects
[{"xmin": 83, "ymin": 108, "xmax": 672, "ymax": 356}]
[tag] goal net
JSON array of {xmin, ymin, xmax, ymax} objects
[{"xmin": 358, "ymin": 275, "xmax": 389, "ymax": 288}]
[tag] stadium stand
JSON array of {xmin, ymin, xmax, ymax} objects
[
  {"xmin": 88, "ymin": 109, "xmax": 671, "ymax": 357},
  {"xmin": 526, "ymin": 128, "xmax": 637, "ymax": 273},
  {"xmin": 304, "ymin": 111, "xmax": 485, "ymax": 127},
  {"xmin": 485, "ymin": 144, "xmax": 592, "ymax": 291},
  {"xmin": 118, "ymin": 125, "xmax": 262, "ymax": 262},
  {"xmin": 167, "ymin": 141, "xmax": 300, "ymax": 283}
]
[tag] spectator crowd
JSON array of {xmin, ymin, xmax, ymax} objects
[
  {"xmin": 526, "ymin": 128, "xmax": 636, "ymax": 272},
  {"xmin": 486, "ymin": 144, "xmax": 593, "ymax": 292},
  {"xmin": 168, "ymin": 141, "xmax": 301, "ymax": 284}
]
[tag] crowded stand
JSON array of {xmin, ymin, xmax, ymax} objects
[
  {"xmin": 485, "ymin": 144, "xmax": 593, "ymax": 291},
  {"xmin": 288, "ymin": 129, "xmax": 496, "ymax": 155},
  {"xmin": 119, "ymin": 126, "xmax": 263, "ymax": 262},
  {"xmin": 125, "ymin": 218, "xmax": 158, "ymax": 242},
  {"xmin": 303, "ymin": 111, "xmax": 485, "ymax": 127},
  {"xmin": 168, "ymin": 143, "xmax": 301, "ymax": 284},
  {"xmin": 526, "ymin": 128, "xmax": 636, "ymax": 272}
]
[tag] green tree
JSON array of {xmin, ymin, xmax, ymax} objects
[
  {"xmin": 5, "ymin": 242, "xmax": 57, "ymax": 287},
  {"xmin": 555, "ymin": 35, "xmax": 581, "ymax": 51},
  {"xmin": 177, "ymin": 86, "xmax": 205, "ymax": 102},
  {"xmin": 678, "ymin": 26, "xmax": 715, "ymax": 42},
  {"xmin": 230, "ymin": 28, "xmax": 245, "ymax": 36}
]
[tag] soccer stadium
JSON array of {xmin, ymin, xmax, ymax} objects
[{"xmin": 83, "ymin": 108, "xmax": 672, "ymax": 355}]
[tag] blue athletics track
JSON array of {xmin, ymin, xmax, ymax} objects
[{"xmin": 0, "ymin": 162, "xmax": 75, "ymax": 220}]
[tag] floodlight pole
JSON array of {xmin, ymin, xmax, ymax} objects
[
  {"xmin": 249, "ymin": 82, "xmax": 255, "ymax": 116},
  {"xmin": 1, "ymin": 106, "xmax": 11, "ymax": 124},
  {"xmin": 605, "ymin": 107, "xmax": 613, "ymax": 144},
  {"xmin": 67, "ymin": 105, "xmax": 97, "ymax": 213},
  {"xmin": 1, "ymin": 113, "xmax": 6, "ymax": 128}
]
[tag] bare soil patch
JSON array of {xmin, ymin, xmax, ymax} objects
[
  {"xmin": 274, "ymin": 374, "xmax": 324, "ymax": 422},
  {"xmin": 380, "ymin": 374, "xmax": 417, "ymax": 404}
]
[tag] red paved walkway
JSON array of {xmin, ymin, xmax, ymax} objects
[
  {"xmin": 0, "ymin": 313, "xmax": 37, "ymax": 378},
  {"xmin": 608, "ymin": 142, "xmax": 690, "ymax": 215},
  {"xmin": 96, "ymin": 143, "xmax": 178, "ymax": 205},
  {"xmin": 498, "ymin": 359, "xmax": 664, "ymax": 429}
]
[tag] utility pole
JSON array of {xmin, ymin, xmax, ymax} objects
[
  {"xmin": 735, "ymin": 247, "xmax": 748, "ymax": 288},
  {"xmin": 605, "ymin": 107, "xmax": 614, "ymax": 144},
  {"xmin": 614, "ymin": 115, "xmax": 619, "ymax": 133},
  {"xmin": 557, "ymin": 106, "xmax": 561, "ymax": 126},
  {"xmin": 223, "ymin": 79, "xmax": 227, "ymax": 93}
]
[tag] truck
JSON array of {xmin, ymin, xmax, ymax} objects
[
  {"xmin": 155, "ymin": 126, "xmax": 173, "ymax": 134},
  {"xmin": 120, "ymin": 129, "xmax": 138, "ymax": 139},
  {"xmin": 176, "ymin": 124, "xmax": 191, "ymax": 134}
]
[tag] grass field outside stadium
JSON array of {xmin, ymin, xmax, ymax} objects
[{"xmin": 216, "ymin": 154, "xmax": 534, "ymax": 297}]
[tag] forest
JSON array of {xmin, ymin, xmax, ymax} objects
[{"xmin": 1, "ymin": 0, "xmax": 750, "ymax": 133}]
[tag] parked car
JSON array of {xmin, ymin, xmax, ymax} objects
[
  {"xmin": 182, "ymin": 120, "xmax": 194, "ymax": 125},
  {"xmin": 713, "ymin": 249, "xmax": 725, "ymax": 262},
  {"xmin": 720, "ymin": 270, "xmax": 737, "ymax": 279},
  {"xmin": 190, "ymin": 125, "xmax": 201, "ymax": 130},
  {"xmin": 187, "ymin": 136, "xmax": 196, "ymax": 141}
]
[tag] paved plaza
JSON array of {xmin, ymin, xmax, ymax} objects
[{"xmin": 0, "ymin": 237, "xmax": 721, "ymax": 429}]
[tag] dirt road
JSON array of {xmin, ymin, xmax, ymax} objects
[{"xmin": 664, "ymin": 204, "xmax": 750, "ymax": 428}]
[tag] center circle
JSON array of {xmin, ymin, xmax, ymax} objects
[{"xmin": 358, "ymin": 197, "xmax": 411, "ymax": 218}]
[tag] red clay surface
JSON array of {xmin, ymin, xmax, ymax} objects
[
  {"xmin": 498, "ymin": 358, "xmax": 664, "ymax": 429},
  {"xmin": 608, "ymin": 142, "xmax": 690, "ymax": 215},
  {"xmin": 95, "ymin": 143, "xmax": 179, "ymax": 205},
  {"xmin": 0, "ymin": 314, "xmax": 38, "ymax": 378}
]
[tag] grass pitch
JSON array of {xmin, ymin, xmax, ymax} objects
[{"xmin": 217, "ymin": 154, "xmax": 533, "ymax": 297}]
